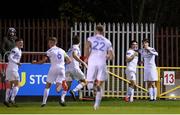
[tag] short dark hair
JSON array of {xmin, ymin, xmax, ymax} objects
[
  {"xmin": 72, "ymin": 35, "xmax": 80, "ymax": 44},
  {"xmin": 142, "ymin": 38, "xmax": 149, "ymax": 43},
  {"xmin": 129, "ymin": 40, "xmax": 138, "ymax": 47},
  {"xmin": 15, "ymin": 38, "xmax": 23, "ymax": 42},
  {"xmin": 96, "ymin": 25, "xmax": 104, "ymax": 33},
  {"xmin": 48, "ymin": 37, "xmax": 57, "ymax": 43},
  {"xmin": 130, "ymin": 40, "xmax": 138, "ymax": 45}
]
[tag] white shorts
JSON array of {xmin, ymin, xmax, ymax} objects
[
  {"xmin": 144, "ymin": 68, "xmax": 158, "ymax": 81},
  {"xmin": 126, "ymin": 70, "xmax": 136, "ymax": 81},
  {"xmin": 87, "ymin": 64, "xmax": 108, "ymax": 82},
  {"xmin": 47, "ymin": 67, "xmax": 65, "ymax": 84},
  {"xmin": 6, "ymin": 70, "xmax": 20, "ymax": 81},
  {"xmin": 65, "ymin": 68, "xmax": 85, "ymax": 81}
]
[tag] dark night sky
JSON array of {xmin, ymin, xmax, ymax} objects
[{"xmin": 0, "ymin": 0, "xmax": 59, "ymax": 18}]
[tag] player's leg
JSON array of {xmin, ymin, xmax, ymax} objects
[
  {"xmin": 150, "ymin": 69, "xmax": 158, "ymax": 101},
  {"xmin": 9, "ymin": 80, "xmax": 19, "ymax": 107},
  {"xmin": 149, "ymin": 68, "xmax": 158, "ymax": 101},
  {"xmin": 126, "ymin": 71, "xmax": 136, "ymax": 102},
  {"xmin": 9, "ymin": 71, "xmax": 20, "ymax": 106},
  {"xmin": 4, "ymin": 80, "xmax": 11, "ymax": 107},
  {"xmin": 41, "ymin": 82, "xmax": 51, "ymax": 107},
  {"xmin": 152, "ymin": 81, "xmax": 157, "ymax": 101},
  {"xmin": 86, "ymin": 65, "xmax": 96, "ymax": 92},
  {"xmin": 144, "ymin": 69, "xmax": 154, "ymax": 101},
  {"xmin": 94, "ymin": 80, "xmax": 104, "ymax": 110},
  {"xmin": 94, "ymin": 65, "xmax": 107, "ymax": 110},
  {"xmin": 56, "ymin": 69, "xmax": 68, "ymax": 106},
  {"xmin": 70, "ymin": 69, "xmax": 86, "ymax": 97},
  {"xmin": 147, "ymin": 81, "xmax": 154, "ymax": 101},
  {"xmin": 58, "ymin": 80, "xmax": 68, "ymax": 106}
]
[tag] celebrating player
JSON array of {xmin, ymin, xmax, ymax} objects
[
  {"xmin": 4, "ymin": 38, "xmax": 23, "ymax": 107},
  {"xmin": 84, "ymin": 25, "xmax": 115, "ymax": 110},
  {"xmin": 65, "ymin": 35, "xmax": 87, "ymax": 101},
  {"xmin": 125, "ymin": 40, "xmax": 138, "ymax": 102},
  {"xmin": 139, "ymin": 38, "xmax": 158, "ymax": 101},
  {"xmin": 32, "ymin": 37, "xmax": 71, "ymax": 107}
]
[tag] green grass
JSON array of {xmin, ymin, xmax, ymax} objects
[{"xmin": 0, "ymin": 99, "xmax": 180, "ymax": 114}]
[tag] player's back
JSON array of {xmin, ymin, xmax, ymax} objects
[
  {"xmin": 66, "ymin": 45, "xmax": 81, "ymax": 70},
  {"xmin": 88, "ymin": 34, "xmax": 112, "ymax": 65},
  {"xmin": 46, "ymin": 46, "xmax": 66, "ymax": 69}
]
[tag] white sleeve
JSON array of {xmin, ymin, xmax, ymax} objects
[
  {"xmin": 46, "ymin": 50, "xmax": 51, "ymax": 58},
  {"xmin": 126, "ymin": 50, "xmax": 132, "ymax": 58},
  {"xmin": 8, "ymin": 49, "xmax": 18, "ymax": 64},
  {"xmin": 148, "ymin": 47, "xmax": 158, "ymax": 56}
]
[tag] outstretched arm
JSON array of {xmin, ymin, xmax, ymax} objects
[
  {"xmin": 32, "ymin": 55, "xmax": 48, "ymax": 64},
  {"xmin": 72, "ymin": 51, "xmax": 87, "ymax": 68}
]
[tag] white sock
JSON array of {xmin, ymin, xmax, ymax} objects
[
  {"xmin": 100, "ymin": 87, "xmax": 104, "ymax": 96},
  {"xmin": 149, "ymin": 88, "xmax": 153, "ymax": 100},
  {"xmin": 5, "ymin": 88, "xmax": 11, "ymax": 102},
  {"xmin": 42, "ymin": 88, "xmax": 50, "ymax": 104},
  {"xmin": 61, "ymin": 91, "xmax": 67, "ymax": 102},
  {"xmin": 127, "ymin": 87, "xmax": 132, "ymax": 97},
  {"xmin": 11, "ymin": 87, "xmax": 19, "ymax": 101},
  {"xmin": 95, "ymin": 88, "xmax": 102, "ymax": 107},
  {"xmin": 130, "ymin": 88, "xmax": 134, "ymax": 102},
  {"xmin": 73, "ymin": 83, "xmax": 84, "ymax": 92},
  {"xmin": 153, "ymin": 87, "xmax": 157, "ymax": 100}
]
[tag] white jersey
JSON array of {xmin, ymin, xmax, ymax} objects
[
  {"xmin": 87, "ymin": 34, "xmax": 112, "ymax": 65},
  {"xmin": 126, "ymin": 49, "xmax": 138, "ymax": 73},
  {"xmin": 46, "ymin": 46, "xmax": 66, "ymax": 69},
  {"xmin": 6, "ymin": 47, "xmax": 22, "ymax": 71},
  {"xmin": 139, "ymin": 47, "xmax": 158, "ymax": 69},
  {"xmin": 66, "ymin": 45, "xmax": 81, "ymax": 70}
]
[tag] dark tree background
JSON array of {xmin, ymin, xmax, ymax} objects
[{"xmin": 1, "ymin": 0, "xmax": 180, "ymax": 26}]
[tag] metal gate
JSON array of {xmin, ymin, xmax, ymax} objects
[{"xmin": 70, "ymin": 22, "xmax": 155, "ymax": 98}]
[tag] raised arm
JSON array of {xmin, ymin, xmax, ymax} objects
[
  {"xmin": 32, "ymin": 55, "xmax": 48, "ymax": 64},
  {"xmin": 147, "ymin": 47, "xmax": 158, "ymax": 56}
]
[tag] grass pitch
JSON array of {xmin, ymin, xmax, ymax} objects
[{"xmin": 0, "ymin": 98, "xmax": 180, "ymax": 114}]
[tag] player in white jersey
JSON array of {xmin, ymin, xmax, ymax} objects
[
  {"xmin": 65, "ymin": 35, "xmax": 87, "ymax": 101},
  {"xmin": 125, "ymin": 40, "xmax": 138, "ymax": 102},
  {"xmin": 4, "ymin": 38, "xmax": 23, "ymax": 107},
  {"xmin": 32, "ymin": 37, "xmax": 71, "ymax": 107},
  {"xmin": 139, "ymin": 38, "xmax": 158, "ymax": 101},
  {"xmin": 84, "ymin": 25, "xmax": 115, "ymax": 110}
]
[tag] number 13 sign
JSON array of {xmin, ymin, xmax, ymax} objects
[{"xmin": 163, "ymin": 71, "xmax": 175, "ymax": 85}]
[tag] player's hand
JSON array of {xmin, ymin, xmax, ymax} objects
[
  {"xmin": 139, "ymin": 61, "xmax": 144, "ymax": 65},
  {"xmin": 134, "ymin": 52, "xmax": 138, "ymax": 56},
  {"xmin": 83, "ymin": 62, "xmax": 88, "ymax": 69},
  {"xmin": 84, "ymin": 58, "xmax": 88, "ymax": 64},
  {"xmin": 32, "ymin": 60, "xmax": 37, "ymax": 64},
  {"xmin": 17, "ymin": 63, "xmax": 21, "ymax": 66},
  {"xmin": 106, "ymin": 54, "xmax": 111, "ymax": 60}
]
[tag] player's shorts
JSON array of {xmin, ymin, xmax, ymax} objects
[
  {"xmin": 144, "ymin": 67, "xmax": 158, "ymax": 81},
  {"xmin": 6, "ymin": 70, "xmax": 20, "ymax": 81},
  {"xmin": 47, "ymin": 67, "xmax": 65, "ymax": 84},
  {"xmin": 65, "ymin": 68, "xmax": 85, "ymax": 81},
  {"xmin": 86, "ymin": 64, "xmax": 108, "ymax": 82},
  {"xmin": 125, "ymin": 70, "xmax": 136, "ymax": 81}
]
